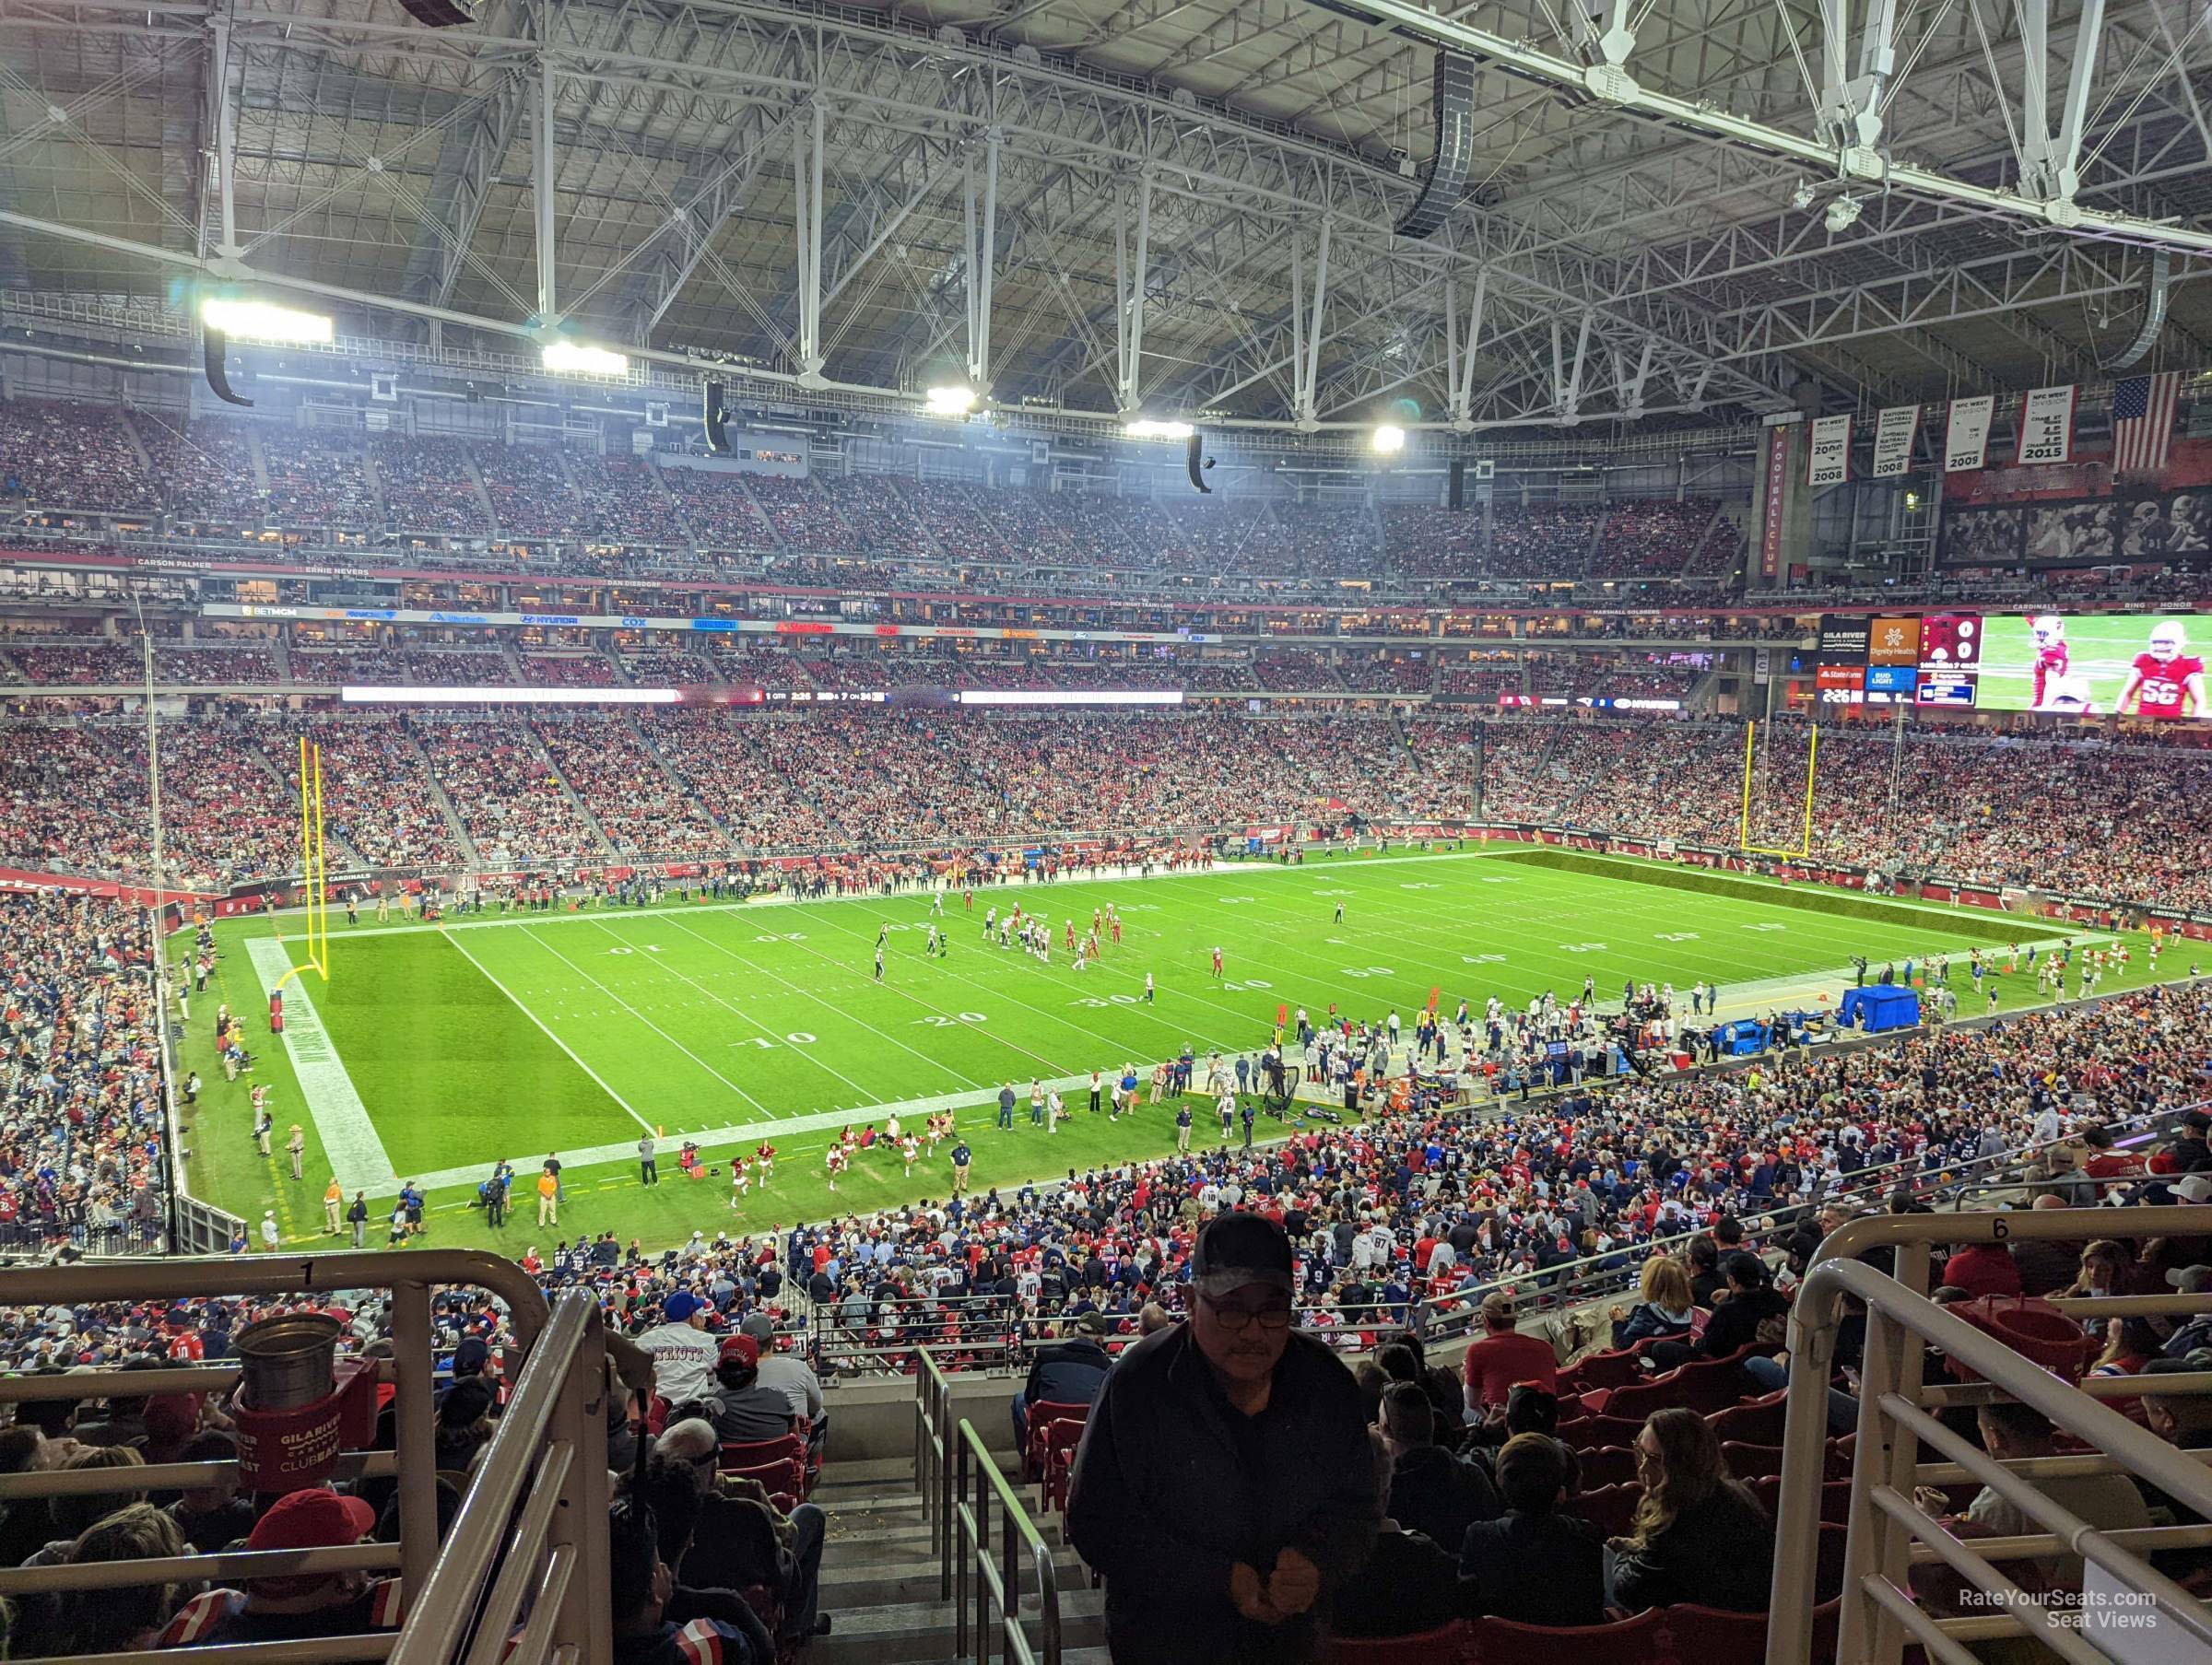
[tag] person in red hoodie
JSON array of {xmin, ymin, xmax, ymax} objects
[{"xmin": 1940, "ymin": 1237, "xmax": 2023, "ymax": 1300}]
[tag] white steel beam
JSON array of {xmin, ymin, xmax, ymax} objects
[
  {"xmin": 1112, "ymin": 170, "xmax": 1152, "ymax": 414},
  {"xmin": 792, "ymin": 98, "xmax": 826, "ymax": 384},
  {"xmin": 964, "ymin": 130, "xmax": 1001, "ymax": 391},
  {"xmin": 532, "ymin": 47, "xmax": 556, "ymax": 323},
  {"xmin": 1288, "ymin": 0, "xmax": 2212, "ymax": 249},
  {"xmin": 206, "ymin": 15, "xmax": 241, "ymax": 263}
]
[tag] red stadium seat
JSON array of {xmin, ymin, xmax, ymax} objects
[
  {"xmin": 1321, "ymin": 1620, "xmax": 1470, "ymax": 1661},
  {"xmin": 1464, "ymin": 1608, "xmax": 1676, "ymax": 1665},
  {"xmin": 724, "ymin": 1458, "xmax": 806, "ymax": 1512},
  {"xmin": 1022, "ymin": 1401, "xmax": 1090, "ymax": 1482},
  {"xmin": 1664, "ymin": 1599, "xmax": 1842, "ymax": 1665},
  {"xmin": 1564, "ymin": 1481, "xmax": 1641, "ymax": 1539},
  {"xmin": 1584, "ymin": 1355, "xmax": 1748, "ymax": 1421},
  {"xmin": 1560, "ymin": 1346, "xmax": 1648, "ymax": 1397},
  {"xmin": 720, "ymin": 1433, "xmax": 805, "ymax": 1468},
  {"xmin": 1707, "ymin": 1389, "xmax": 1790, "ymax": 1447},
  {"xmin": 1748, "ymin": 1472, "xmax": 1855, "ymax": 1525},
  {"xmin": 1567, "ymin": 1413, "xmax": 1648, "ymax": 1449},
  {"xmin": 1571, "ymin": 1444, "xmax": 1640, "ymax": 1491},
  {"xmin": 1032, "ymin": 1416, "xmax": 1088, "ymax": 1514}
]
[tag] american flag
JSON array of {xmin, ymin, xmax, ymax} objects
[{"xmin": 2111, "ymin": 370, "xmax": 2181, "ymax": 477}]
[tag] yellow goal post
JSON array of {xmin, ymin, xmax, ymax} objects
[
  {"xmin": 1738, "ymin": 719, "xmax": 1818, "ymax": 858},
  {"xmin": 270, "ymin": 737, "xmax": 329, "ymax": 991}
]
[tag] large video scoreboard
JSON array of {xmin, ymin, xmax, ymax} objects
[{"xmin": 1815, "ymin": 612, "xmax": 2211, "ymax": 719}]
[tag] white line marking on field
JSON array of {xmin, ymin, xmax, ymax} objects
[
  {"xmin": 439, "ymin": 927, "xmax": 662, "ymax": 1137},
  {"xmin": 516, "ymin": 926, "xmax": 773, "ymax": 1120},
  {"xmin": 244, "ymin": 940, "xmax": 398, "ymax": 1194}
]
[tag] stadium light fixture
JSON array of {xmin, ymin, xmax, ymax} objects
[
  {"xmin": 1371, "ymin": 425, "xmax": 1407, "ymax": 454},
  {"xmin": 542, "ymin": 341, "xmax": 631, "ymax": 377},
  {"xmin": 1823, "ymin": 194, "xmax": 1864, "ymax": 233},
  {"xmin": 198, "ymin": 296, "xmax": 333, "ymax": 345},
  {"xmin": 1790, "ymin": 179, "xmax": 1817, "ymax": 210},
  {"xmin": 1124, "ymin": 419, "xmax": 1194, "ymax": 440},
  {"xmin": 924, "ymin": 384, "xmax": 978, "ymax": 417}
]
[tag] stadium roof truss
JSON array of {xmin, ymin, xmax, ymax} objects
[{"xmin": 1, "ymin": 0, "xmax": 2211, "ymax": 432}]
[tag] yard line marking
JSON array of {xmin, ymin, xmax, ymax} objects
[
  {"xmin": 390, "ymin": 1072, "xmax": 1127, "ymax": 1192},
  {"xmin": 587, "ymin": 918, "xmax": 899, "ymax": 1100},
  {"xmin": 654, "ymin": 914, "xmax": 971, "ymax": 1091},
  {"xmin": 515, "ymin": 927, "xmax": 773, "ymax": 1120},
  {"xmin": 794, "ymin": 904, "xmax": 1231, "ymax": 1065},
  {"xmin": 439, "ymin": 926, "xmax": 662, "ymax": 1138},
  {"xmin": 243, "ymin": 939, "xmax": 398, "ymax": 1195}
]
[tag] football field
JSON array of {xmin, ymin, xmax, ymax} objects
[{"xmin": 173, "ymin": 848, "xmax": 2138, "ymax": 1251}]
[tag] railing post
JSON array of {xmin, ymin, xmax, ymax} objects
[
  {"xmin": 938, "ymin": 1370, "xmax": 955, "ymax": 1600},
  {"xmin": 954, "ymin": 1427, "xmax": 972, "ymax": 1661},
  {"xmin": 551, "ymin": 1307, "xmax": 611, "ymax": 1665},
  {"xmin": 390, "ymin": 1275, "xmax": 440, "ymax": 1607},
  {"xmin": 973, "ymin": 1436, "xmax": 993, "ymax": 1665},
  {"xmin": 1002, "ymin": 1485, "xmax": 1020, "ymax": 1663}
]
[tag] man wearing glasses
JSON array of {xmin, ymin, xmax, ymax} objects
[{"xmin": 1067, "ymin": 1213, "xmax": 1380, "ymax": 1664}]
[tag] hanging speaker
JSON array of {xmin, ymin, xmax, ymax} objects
[
  {"xmin": 1394, "ymin": 52, "xmax": 1477, "ymax": 241},
  {"xmin": 1448, "ymin": 458, "xmax": 1466, "ymax": 511},
  {"xmin": 203, "ymin": 330, "xmax": 253, "ymax": 409},
  {"xmin": 1186, "ymin": 429, "xmax": 1212, "ymax": 494},
  {"xmin": 703, "ymin": 381, "xmax": 730, "ymax": 454}
]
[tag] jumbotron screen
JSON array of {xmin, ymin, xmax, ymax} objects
[
  {"xmin": 1817, "ymin": 611, "xmax": 2211, "ymax": 718},
  {"xmin": 1979, "ymin": 613, "xmax": 2210, "ymax": 718}
]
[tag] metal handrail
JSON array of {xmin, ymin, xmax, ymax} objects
[
  {"xmin": 394, "ymin": 1284, "xmax": 607, "ymax": 1665},
  {"xmin": 0, "ymin": 1249, "xmax": 546, "ymax": 1606},
  {"xmin": 917, "ymin": 1348, "xmax": 954, "ymax": 1596},
  {"xmin": 1769, "ymin": 1205, "xmax": 2212, "ymax": 1665},
  {"xmin": 951, "ymin": 1415, "xmax": 1064, "ymax": 1665}
]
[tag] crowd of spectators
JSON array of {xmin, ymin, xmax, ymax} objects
[
  {"xmin": 472, "ymin": 442, "xmax": 578, "ymax": 541},
  {"xmin": 530, "ymin": 716, "xmax": 725, "ymax": 859},
  {"xmin": 417, "ymin": 719, "xmax": 603, "ymax": 867},
  {"xmin": 372, "ymin": 438, "xmax": 491, "ymax": 537},
  {"xmin": 258, "ymin": 432, "xmax": 376, "ymax": 531},
  {"xmin": 1590, "ymin": 499, "xmax": 1717, "ymax": 579},
  {"xmin": 738, "ymin": 475, "xmax": 849, "ymax": 556},
  {"xmin": 570, "ymin": 456, "xmax": 682, "ymax": 546},
  {"xmin": 133, "ymin": 420, "xmax": 262, "ymax": 528},
  {"xmin": 520, "ymin": 652, "xmax": 616, "ymax": 688},
  {"xmin": 0, "ymin": 891, "xmax": 165, "ymax": 1255},
  {"xmin": 5, "ymin": 643, "xmax": 146, "ymax": 686},
  {"xmin": 11, "ymin": 698, "xmax": 2212, "ymax": 921},
  {"xmin": 152, "ymin": 647, "xmax": 282, "ymax": 686},
  {"xmin": 289, "ymin": 717, "xmax": 464, "ymax": 871},
  {"xmin": 0, "ymin": 927, "xmax": 2198, "ymax": 1656},
  {"xmin": 658, "ymin": 467, "xmax": 776, "ymax": 551},
  {"xmin": 0, "ymin": 405, "xmax": 157, "ymax": 517}
]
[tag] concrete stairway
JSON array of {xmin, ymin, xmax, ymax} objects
[{"xmin": 809, "ymin": 1452, "xmax": 1105, "ymax": 1665}]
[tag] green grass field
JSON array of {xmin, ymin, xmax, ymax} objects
[
  {"xmin": 1978, "ymin": 613, "xmax": 2208, "ymax": 715},
  {"xmin": 171, "ymin": 847, "xmax": 2152, "ymax": 1253}
]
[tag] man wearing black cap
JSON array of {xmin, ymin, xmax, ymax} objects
[
  {"xmin": 1067, "ymin": 1212, "xmax": 1378, "ymax": 1665},
  {"xmin": 2171, "ymin": 1111, "xmax": 2212, "ymax": 1175}
]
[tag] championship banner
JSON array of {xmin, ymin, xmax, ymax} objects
[
  {"xmin": 2018, "ymin": 383, "xmax": 2077, "ymax": 464},
  {"xmin": 1759, "ymin": 424, "xmax": 1789, "ymax": 579},
  {"xmin": 1945, "ymin": 394, "xmax": 1995, "ymax": 472},
  {"xmin": 1871, "ymin": 405, "xmax": 1920, "ymax": 477},
  {"xmin": 1806, "ymin": 414, "xmax": 1853, "ymax": 487}
]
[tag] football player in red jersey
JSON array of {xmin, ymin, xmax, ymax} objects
[
  {"xmin": 2118, "ymin": 620, "xmax": 2208, "ymax": 718},
  {"xmin": 2027, "ymin": 614, "xmax": 2069, "ymax": 706}
]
